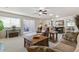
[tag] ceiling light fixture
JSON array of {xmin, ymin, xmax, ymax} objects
[
  {"xmin": 56, "ymin": 15, "xmax": 59, "ymax": 18},
  {"xmin": 35, "ymin": 7, "xmax": 48, "ymax": 16},
  {"xmin": 49, "ymin": 14, "xmax": 53, "ymax": 16},
  {"xmin": 34, "ymin": 7, "xmax": 54, "ymax": 17}
]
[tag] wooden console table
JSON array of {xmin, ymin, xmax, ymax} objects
[{"xmin": 6, "ymin": 29, "xmax": 21, "ymax": 38}]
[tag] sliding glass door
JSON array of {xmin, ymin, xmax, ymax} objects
[{"xmin": 23, "ymin": 20, "xmax": 36, "ymax": 33}]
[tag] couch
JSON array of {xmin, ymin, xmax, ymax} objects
[{"xmin": 52, "ymin": 32, "xmax": 78, "ymax": 52}]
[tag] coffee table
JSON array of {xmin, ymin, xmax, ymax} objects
[
  {"xmin": 24, "ymin": 34, "xmax": 48, "ymax": 48},
  {"xmin": 32, "ymin": 35, "xmax": 48, "ymax": 46}
]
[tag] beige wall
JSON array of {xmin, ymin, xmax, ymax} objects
[
  {"xmin": 35, "ymin": 19, "xmax": 51, "ymax": 28},
  {"xmin": 0, "ymin": 11, "xmax": 51, "ymax": 38}
]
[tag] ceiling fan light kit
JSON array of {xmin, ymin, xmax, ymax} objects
[{"xmin": 38, "ymin": 9, "xmax": 47, "ymax": 15}]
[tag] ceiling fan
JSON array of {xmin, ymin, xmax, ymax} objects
[
  {"xmin": 34, "ymin": 7, "xmax": 58, "ymax": 18},
  {"xmin": 38, "ymin": 9, "xmax": 47, "ymax": 15},
  {"xmin": 34, "ymin": 7, "xmax": 48, "ymax": 16}
]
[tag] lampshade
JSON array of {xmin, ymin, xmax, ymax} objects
[{"xmin": 0, "ymin": 20, "xmax": 4, "ymax": 31}]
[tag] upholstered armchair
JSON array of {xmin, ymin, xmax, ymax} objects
[{"xmin": 52, "ymin": 32, "xmax": 79, "ymax": 52}]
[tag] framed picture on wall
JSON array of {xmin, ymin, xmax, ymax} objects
[{"xmin": 55, "ymin": 20, "xmax": 64, "ymax": 27}]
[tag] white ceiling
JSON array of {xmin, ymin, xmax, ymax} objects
[{"xmin": 0, "ymin": 7, "xmax": 79, "ymax": 19}]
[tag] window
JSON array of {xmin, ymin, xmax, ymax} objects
[
  {"xmin": 0, "ymin": 17, "xmax": 21, "ymax": 28},
  {"xmin": 10, "ymin": 18, "xmax": 21, "ymax": 27},
  {"xmin": 66, "ymin": 19, "xmax": 75, "ymax": 27},
  {"xmin": 23, "ymin": 20, "xmax": 36, "ymax": 32},
  {"xmin": 1, "ymin": 17, "xmax": 11, "ymax": 27}
]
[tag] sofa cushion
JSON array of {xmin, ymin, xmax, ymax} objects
[
  {"xmin": 61, "ymin": 40, "xmax": 76, "ymax": 47},
  {"xmin": 27, "ymin": 46, "xmax": 55, "ymax": 52},
  {"xmin": 53, "ymin": 42, "xmax": 75, "ymax": 52},
  {"xmin": 63, "ymin": 32, "xmax": 79, "ymax": 44}
]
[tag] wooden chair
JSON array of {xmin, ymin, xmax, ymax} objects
[{"xmin": 24, "ymin": 38, "xmax": 32, "ymax": 48}]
